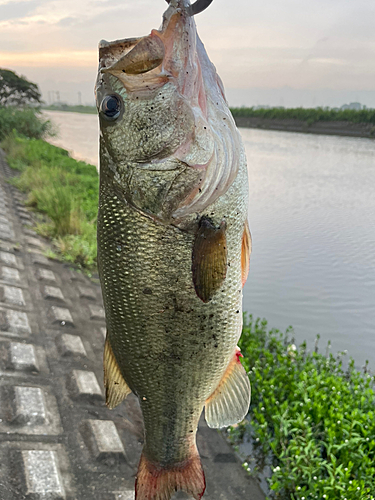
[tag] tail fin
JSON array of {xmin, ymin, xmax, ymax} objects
[{"xmin": 135, "ymin": 451, "xmax": 206, "ymax": 500}]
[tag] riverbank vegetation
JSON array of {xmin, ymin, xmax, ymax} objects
[
  {"xmin": 0, "ymin": 107, "xmax": 53, "ymax": 141},
  {"xmin": 43, "ymin": 104, "xmax": 97, "ymax": 114},
  {"xmin": 1, "ymin": 124, "xmax": 98, "ymax": 269},
  {"xmin": 230, "ymin": 106, "xmax": 375, "ymax": 125},
  {"xmin": 41, "ymin": 103, "xmax": 375, "ymax": 127},
  {"xmin": 229, "ymin": 316, "xmax": 375, "ymax": 500}
]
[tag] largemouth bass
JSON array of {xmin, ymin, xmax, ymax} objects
[{"xmin": 95, "ymin": 1, "xmax": 251, "ymax": 498}]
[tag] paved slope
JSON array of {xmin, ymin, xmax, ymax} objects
[{"xmin": 0, "ymin": 150, "xmax": 265, "ymax": 500}]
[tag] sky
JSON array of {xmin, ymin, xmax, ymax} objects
[{"xmin": 1, "ymin": 0, "xmax": 375, "ymax": 107}]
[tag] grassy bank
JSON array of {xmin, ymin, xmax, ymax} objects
[
  {"xmin": 43, "ymin": 104, "xmax": 97, "ymax": 114},
  {"xmin": 231, "ymin": 316, "xmax": 375, "ymax": 500},
  {"xmin": 230, "ymin": 107, "xmax": 375, "ymax": 125},
  {"xmin": 1, "ymin": 132, "xmax": 98, "ymax": 269}
]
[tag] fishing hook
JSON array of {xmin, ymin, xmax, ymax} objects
[{"xmin": 165, "ymin": 0, "xmax": 214, "ymax": 16}]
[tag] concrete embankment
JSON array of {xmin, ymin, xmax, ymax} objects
[
  {"xmin": 0, "ymin": 149, "xmax": 265, "ymax": 500},
  {"xmin": 234, "ymin": 116, "xmax": 375, "ymax": 139}
]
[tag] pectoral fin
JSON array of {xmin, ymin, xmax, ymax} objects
[
  {"xmin": 104, "ymin": 334, "xmax": 132, "ymax": 409},
  {"xmin": 205, "ymin": 348, "xmax": 251, "ymax": 428},
  {"xmin": 192, "ymin": 217, "xmax": 227, "ymax": 303},
  {"xmin": 241, "ymin": 220, "xmax": 252, "ymax": 287}
]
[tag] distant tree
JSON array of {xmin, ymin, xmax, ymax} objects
[{"xmin": 0, "ymin": 69, "xmax": 42, "ymax": 107}]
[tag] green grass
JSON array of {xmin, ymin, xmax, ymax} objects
[
  {"xmin": 229, "ymin": 316, "xmax": 375, "ymax": 500},
  {"xmin": 1, "ymin": 133, "xmax": 98, "ymax": 269},
  {"xmin": 230, "ymin": 107, "xmax": 375, "ymax": 125},
  {"xmin": 43, "ymin": 104, "xmax": 97, "ymax": 114},
  {"xmin": 0, "ymin": 107, "xmax": 54, "ymax": 141}
]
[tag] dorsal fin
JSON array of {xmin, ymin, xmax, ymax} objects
[
  {"xmin": 192, "ymin": 217, "xmax": 227, "ymax": 303},
  {"xmin": 205, "ymin": 348, "xmax": 251, "ymax": 428},
  {"xmin": 241, "ymin": 219, "xmax": 252, "ymax": 287},
  {"xmin": 104, "ymin": 334, "xmax": 132, "ymax": 409}
]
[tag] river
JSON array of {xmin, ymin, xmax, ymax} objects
[{"xmin": 43, "ymin": 110, "xmax": 375, "ymax": 367}]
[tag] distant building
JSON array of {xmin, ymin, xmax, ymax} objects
[{"xmin": 340, "ymin": 102, "xmax": 363, "ymax": 111}]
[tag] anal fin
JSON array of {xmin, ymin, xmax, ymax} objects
[
  {"xmin": 104, "ymin": 333, "xmax": 132, "ymax": 409},
  {"xmin": 205, "ymin": 348, "xmax": 251, "ymax": 428}
]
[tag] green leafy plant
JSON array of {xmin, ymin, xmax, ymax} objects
[{"xmin": 229, "ymin": 316, "xmax": 375, "ymax": 500}]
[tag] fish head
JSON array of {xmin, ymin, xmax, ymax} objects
[{"xmin": 96, "ymin": 0, "xmax": 242, "ymax": 221}]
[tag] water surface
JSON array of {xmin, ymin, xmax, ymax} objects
[{"xmin": 45, "ymin": 111, "xmax": 375, "ymax": 366}]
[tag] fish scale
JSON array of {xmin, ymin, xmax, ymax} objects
[{"xmin": 98, "ymin": 160, "xmax": 246, "ymax": 465}]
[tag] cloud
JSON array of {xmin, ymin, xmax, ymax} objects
[
  {"xmin": 0, "ymin": 49, "xmax": 97, "ymax": 67},
  {"xmin": 0, "ymin": 0, "xmax": 41, "ymax": 20},
  {"xmin": 57, "ymin": 16, "xmax": 76, "ymax": 27}
]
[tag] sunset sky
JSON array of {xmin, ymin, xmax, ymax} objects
[{"xmin": 1, "ymin": 0, "xmax": 375, "ymax": 107}]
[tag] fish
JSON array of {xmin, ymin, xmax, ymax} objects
[{"xmin": 95, "ymin": 1, "xmax": 252, "ymax": 499}]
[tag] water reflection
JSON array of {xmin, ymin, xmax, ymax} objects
[{"xmin": 242, "ymin": 129, "xmax": 375, "ymax": 366}]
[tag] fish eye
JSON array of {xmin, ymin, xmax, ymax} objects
[{"xmin": 100, "ymin": 94, "xmax": 121, "ymax": 121}]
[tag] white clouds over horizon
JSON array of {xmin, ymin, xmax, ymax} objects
[{"xmin": 1, "ymin": 0, "xmax": 374, "ymax": 106}]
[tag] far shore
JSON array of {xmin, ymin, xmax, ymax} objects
[
  {"xmin": 233, "ymin": 116, "xmax": 375, "ymax": 139},
  {"xmin": 43, "ymin": 106, "xmax": 375, "ymax": 139}
]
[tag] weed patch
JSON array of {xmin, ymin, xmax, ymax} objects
[{"xmin": 229, "ymin": 316, "xmax": 375, "ymax": 499}]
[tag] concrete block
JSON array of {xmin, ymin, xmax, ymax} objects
[
  {"xmin": 37, "ymin": 269, "xmax": 56, "ymax": 282},
  {"xmin": 0, "ymin": 251, "xmax": 17, "ymax": 267},
  {"xmin": 6, "ymin": 310, "xmax": 31, "ymax": 335},
  {"xmin": 44, "ymin": 286, "xmax": 64, "ymax": 302},
  {"xmin": 83, "ymin": 420, "xmax": 125, "ymax": 460},
  {"xmin": 1, "ymin": 266, "xmax": 21, "ymax": 283},
  {"xmin": 114, "ymin": 493, "xmax": 135, "ymax": 500},
  {"xmin": 67, "ymin": 269, "xmax": 84, "ymax": 281},
  {"xmin": 100, "ymin": 327, "xmax": 106, "ymax": 339},
  {"xmin": 16, "ymin": 206, "xmax": 28, "ymax": 215},
  {"xmin": 2, "ymin": 285, "xmax": 26, "ymax": 306},
  {"xmin": 26, "ymin": 236, "xmax": 43, "ymax": 249},
  {"xmin": 31, "ymin": 253, "xmax": 50, "ymax": 267},
  {"xmin": 9, "ymin": 342, "xmax": 39, "ymax": 371},
  {"xmin": 24, "ymin": 229, "xmax": 37, "ymax": 237},
  {"xmin": 21, "ymin": 450, "xmax": 65, "ymax": 499},
  {"xmin": 0, "ymin": 222, "xmax": 13, "ymax": 236},
  {"xmin": 11, "ymin": 386, "xmax": 46, "ymax": 425},
  {"xmin": 77, "ymin": 286, "xmax": 96, "ymax": 301},
  {"xmin": 57, "ymin": 334, "xmax": 86, "ymax": 357},
  {"xmin": 88, "ymin": 304, "xmax": 105, "ymax": 321},
  {"xmin": 71, "ymin": 370, "xmax": 102, "ymax": 400},
  {"xmin": 51, "ymin": 307, "xmax": 74, "ymax": 327}
]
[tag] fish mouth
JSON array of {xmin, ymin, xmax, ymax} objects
[
  {"xmin": 98, "ymin": 0, "xmax": 214, "ymax": 74},
  {"xmin": 97, "ymin": 0, "xmax": 202, "ymax": 92}
]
